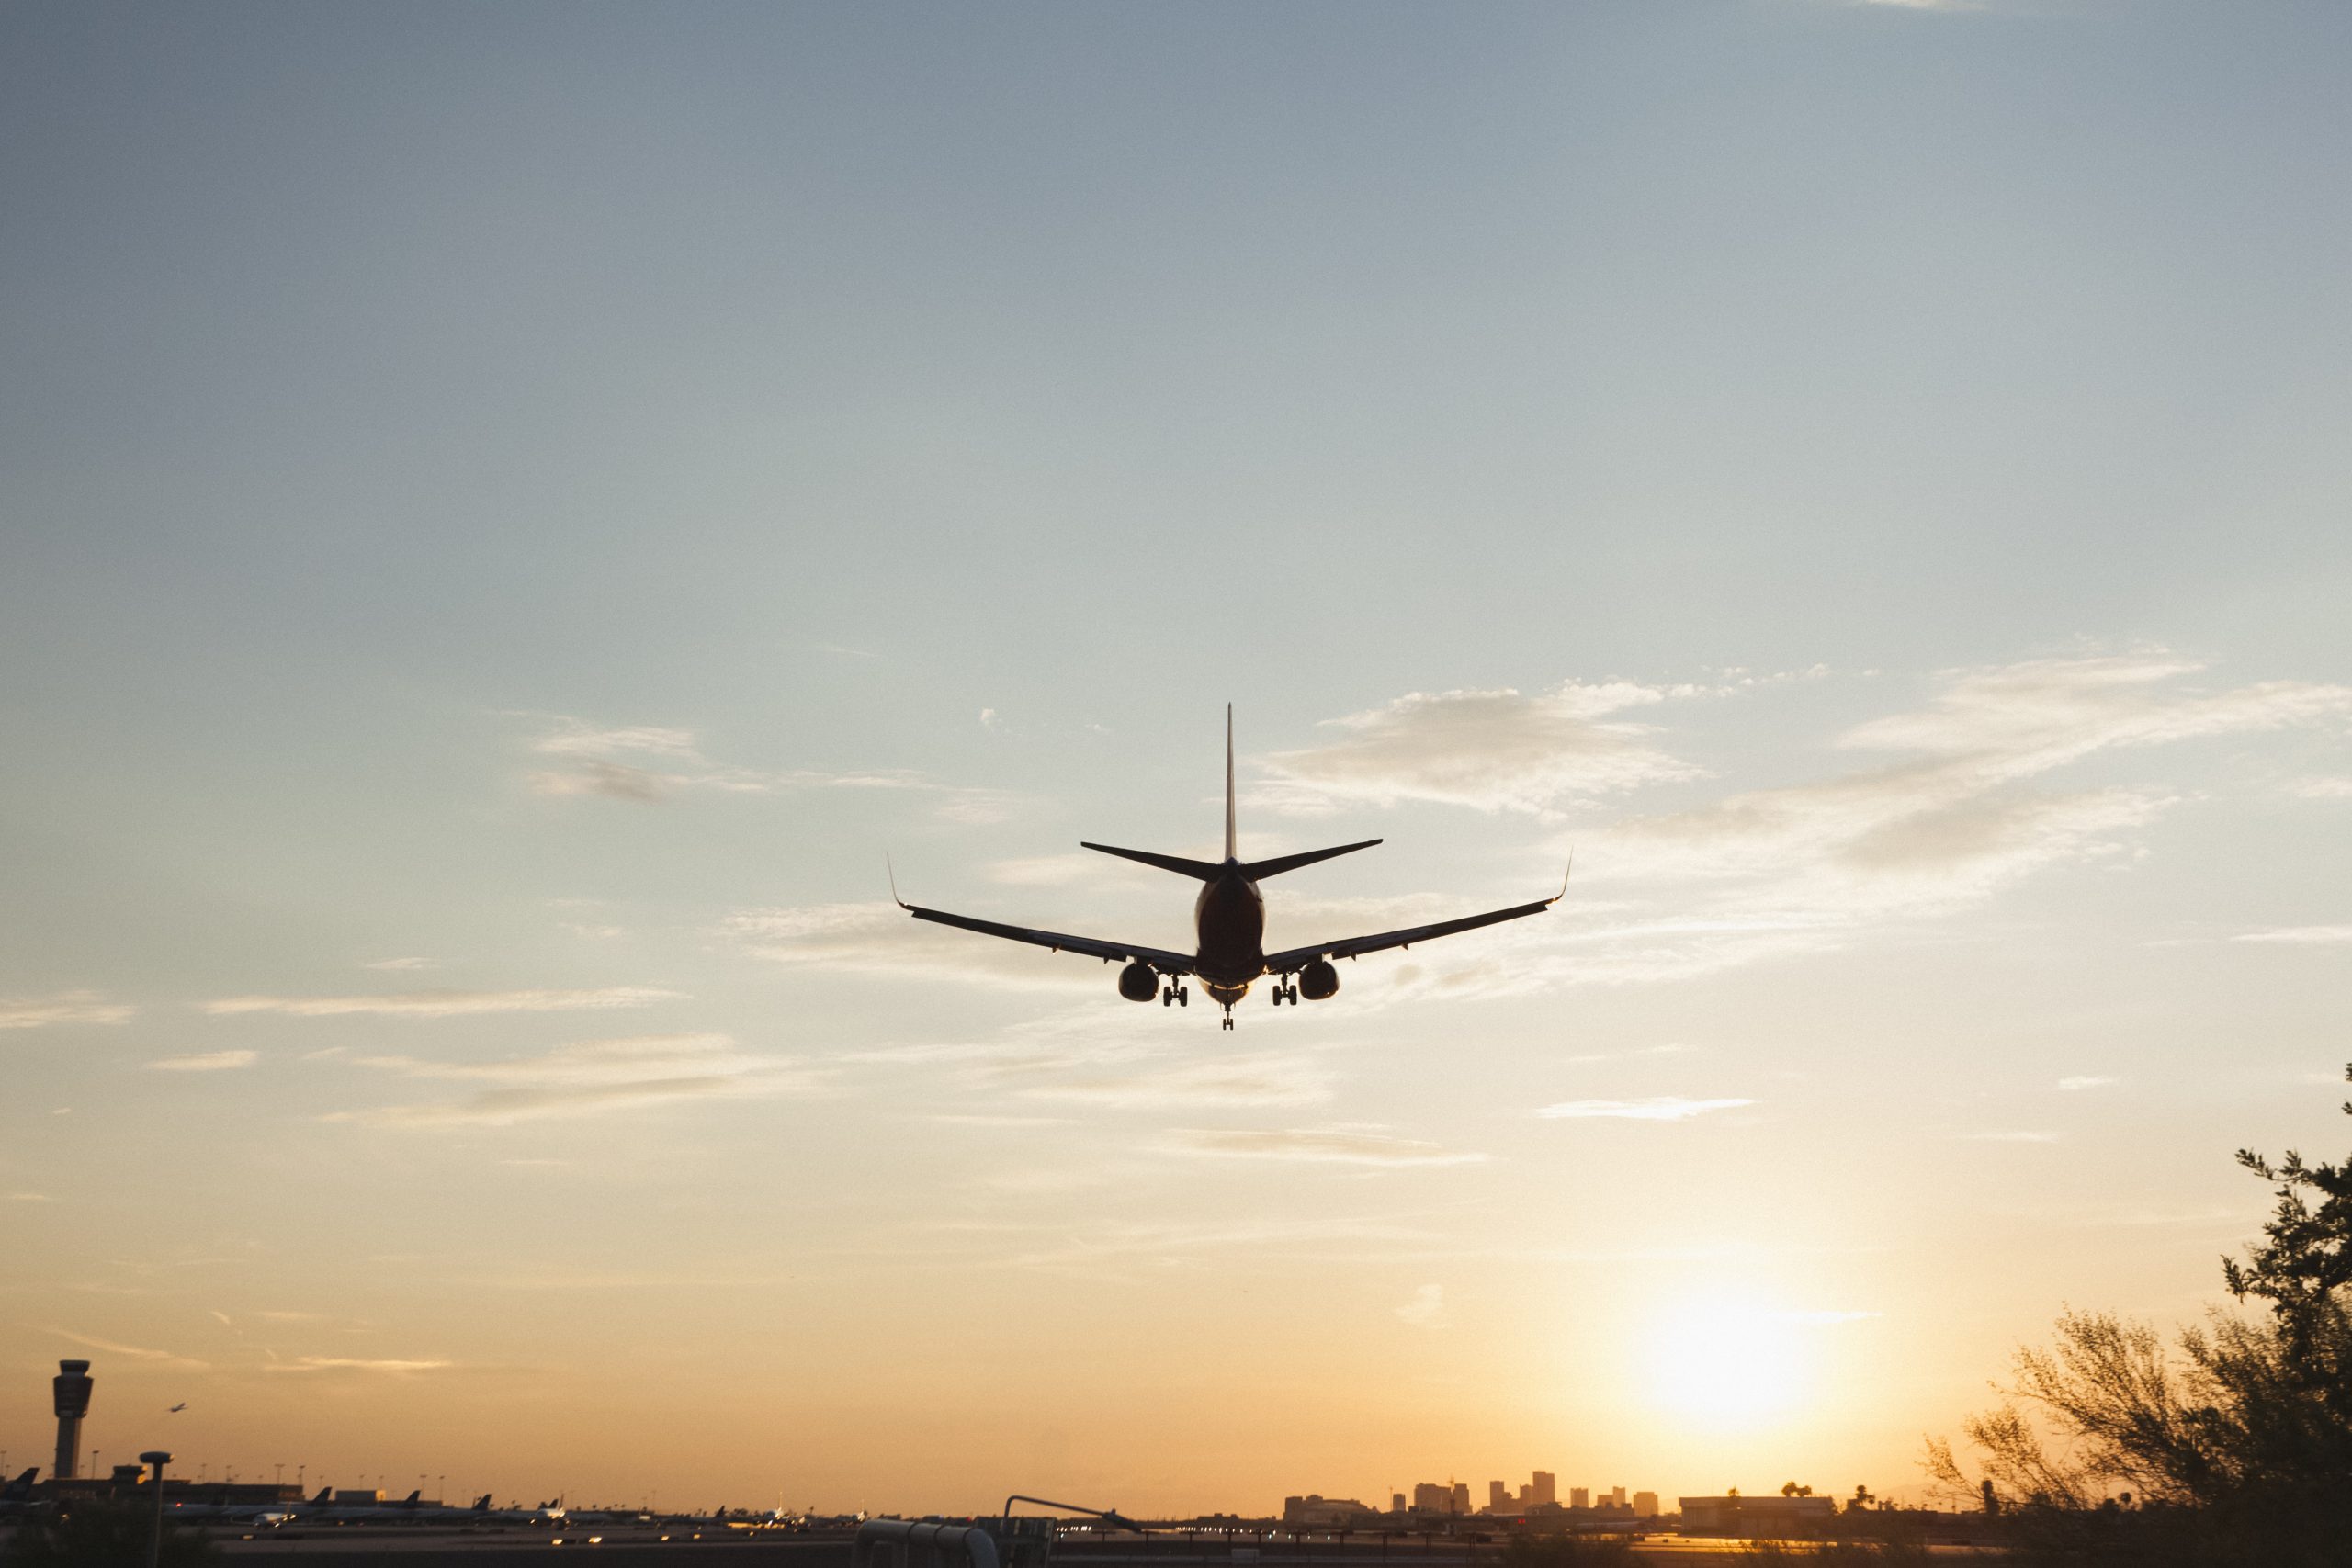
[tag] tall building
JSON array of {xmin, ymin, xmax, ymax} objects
[
  {"xmin": 1487, "ymin": 1481, "xmax": 1509, "ymax": 1512},
  {"xmin": 1610, "ymin": 1488, "xmax": 1626, "ymax": 1508},
  {"xmin": 1451, "ymin": 1483, "xmax": 1470, "ymax": 1517},
  {"xmin": 1633, "ymin": 1493, "xmax": 1659, "ymax": 1517},
  {"xmin": 1391, "ymin": 1494, "xmax": 1406, "ymax": 1515},
  {"xmin": 1568, "ymin": 1487, "xmax": 1588, "ymax": 1510},
  {"xmin": 1531, "ymin": 1472, "xmax": 1555, "ymax": 1507},
  {"xmin": 1411, "ymin": 1483, "xmax": 1452, "ymax": 1514}
]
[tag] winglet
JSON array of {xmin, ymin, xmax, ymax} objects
[
  {"xmin": 887, "ymin": 853, "xmax": 909, "ymax": 910},
  {"xmin": 1551, "ymin": 851, "xmax": 1574, "ymax": 904},
  {"xmin": 1224, "ymin": 704, "xmax": 1237, "ymax": 863}
]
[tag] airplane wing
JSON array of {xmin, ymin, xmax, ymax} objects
[
  {"xmin": 1261, "ymin": 864, "xmax": 1569, "ymax": 973},
  {"xmin": 895, "ymin": 896, "xmax": 1195, "ymax": 974}
]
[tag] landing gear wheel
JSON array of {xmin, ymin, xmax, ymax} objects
[
  {"xmin": 1161, "ymin": 987, "xmax": 1172, "ymax": 1007},
  {"xmin": 1221, "ymin": 1013, "xmax": 1234, "ymax": 1032},
  {"xmin": 1177, "ymin": 987, "xmax": 1188, "ymax": 1008}
]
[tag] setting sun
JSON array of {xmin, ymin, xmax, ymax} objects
[{"xmin": 1646, "ymin": 1295, "xmax": 1810, "ymax": 1430}]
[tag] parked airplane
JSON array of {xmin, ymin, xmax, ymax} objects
[
  {"xmin": 894, "ymin": 707, "xmax": 1566, "ymax": 1029},
  {"xmin": 0, "ymin": 1468, "xmax": 42, "ymax": 1518}
]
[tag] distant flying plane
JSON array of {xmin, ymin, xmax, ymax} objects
[
  {"xmin": 168, "ymin": 1403, "xmax": 186, "ymax": 1413},
  {"xmin": 894, "ymin": 707, "xmax": 1566, "ymax": 1029}
]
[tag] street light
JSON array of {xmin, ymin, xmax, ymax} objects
[{"xmin": 141, "ymin": 1451, "xmax": 172, "ymax": 1568}]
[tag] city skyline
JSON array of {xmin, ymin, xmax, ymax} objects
[{"xmin": 6, "ymin": 0, "xmax": 2352, "ymax": 1518}]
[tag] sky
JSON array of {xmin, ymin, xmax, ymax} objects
[{"xmin": 4, "ymin": 0, "xmax": 2351, "ymax": 1519}]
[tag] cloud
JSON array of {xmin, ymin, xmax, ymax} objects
[
  {"xmin": 1966, "ymin": 1130, "xmax": 2061, "ymax": 1144},
  {"xmin": 1019, "ymin": 1054, "xmax": 1332, "ymax": 1110},
  {"xmin": 335, "ymin": 1032, "xmax": 820, "ymax": 1125},
  {"xmin": 517, "ymin": 712, "xmax": 1010, "ymax": 819},
  {"xmin": 1164, "ymin": 1128, "xmax": 1487, "ymax": 1166},
  {"xmin": 203, "ymin": 986, "xmax": 681, "ymax": 1018},
  {"xmin": 0, "ymin": 991, "xmax": 135, "ymax": 1030},
  {"xmin": 1536, "ymin": 1096, "xmax": 1754, "ymax": 1121},
  {"xmin": 7, "ymin": 1191, "xmax": 52, "ymax": 1202},
  {"xmin": 2058, "ymin": 1076, "xmax": 2118, "ymax": 1091},
  {"xmin": 1396, "ymin": 1283, "xmax": 1446, "ymax": 1326},
  {"xmin": 43, "ymin": 1327, "xmax": 207, "ymax": 1371},
  {"xmin": 726, "ymin": 903, "xmax": 1122, "ymax": 991},
  {"xmin": 264, "ymin": 1357, "xmax": 453, "ymax": 1374},
  {"xmin": 1594, "ymin": 654, "xmax": 2351, "ymax": 923},
  {"xmin": 147, "ymin": 1050, "xmax": 259, "ymax": 1073},
  {"xmin": 363, "ymin": 957, "xmax": 434, "ymax": 971},
  {"xmin": 2232, "ymin": 925, "xmax": 2352, "ymax": 945},
  {"xmin": 995, "ymin": 1214, "xmax": 1440, "ymax": 1270},
  {"xmin": 530, "ymin": 760, "xmax": 670, "ymax": 802},
  {"xmin": 1255, "ymin": 682, "xmax": 1708, "ymax": 816},
  {"xmin": 2288, "ymin": 776, "xmax": 2352, "ymax": 799}
]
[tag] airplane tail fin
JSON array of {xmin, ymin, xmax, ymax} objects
[
  {"xmin": 312, "ymin": 1487, "xmax": 331, "ymax": 1506},
  {"xmin": 473, "ymin": 1495, "xmax": 492, "ymax": 1512},
  {"xmin": 3, "ymin": 1467, "xmax": 37, "ymax": 1500},
  {"xmin": 1079, "ymin": 842, "xmax": 1223, "ymax": 880},
  {"xmin": 1237, "ymin": 838, "xmax": 1383, "ymax": 880},
  {"xmin": 401, "ymin": 1490, "xmax": 420, "ymax": 1507},
  {"xmin": 1225, "ymin": 703, "xmax": 1237, "ymax": 862}
]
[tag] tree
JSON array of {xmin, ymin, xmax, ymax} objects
[
  {"xmin": 6, "ymin": 1497, "xmax": 221, "ymax": 1568},
  {"xmin": 1926, "ymin": 1065, "xmax": 2352, "ymax": 1565}
]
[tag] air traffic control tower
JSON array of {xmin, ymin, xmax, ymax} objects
[{"xmin": 52, "ymin": 1359, "xmax": 93, "ymax": 1481}]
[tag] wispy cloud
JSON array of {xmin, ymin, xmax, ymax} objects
[
  {"xmin": 2232, "ymin": 925, "xmax": 2352, "ymax": 945},
  {"xmin": 147, "ymin": 1049, "xmax": 259, "ymax": 1072},
  {"xmin": 1164, "ymin": 1127, "xmax": 1487, "ymax": 1166},
  {"xmin": 204, "ymin": 986, "xmax": 680, "ymax": 1018},
  {"xmin": 335, "ymin": 1033, "xmax": 820, "ymax": 1125},
  {"xmin": 1019, "ymin": 1054, "xmax": 1332, "ymax": 1110},
  {"xmin": 44, "ymin": 1327, "xmax": 207, "ymax": 1371},
  {"xmin": 7, "ymin": 1191, "xmax": 52, "ymax": 1202},
  {"xmin": 1255, "ymin": 682, "xmax": 1710, "ymax": 817},
  {"xmin": 1966, "ymin": 1130, "xmax": 2061, "ymax": 1144},
  {"xmin": 1597, "ymin": 654, "xmax": 2348, "ymax": 919},
  {"xmin": 1, "ymin": 991, "xmax": 135, "ymax": 1030},
  {"xmin": 1535, "ymin": 1096, "xmax": 1753, "ymax": 1121},
  {"xmin": 362, "ymin": 957, "xmax": 434, "ymax": 972},
  {"xmin": 726, "ymin": 903, "xmax": 1112, "ymax": 991},
  {"xmin": 518, "ymin": 712, "xmax": 1012, "ymax": 819},
  {"xmin": 2058, "ymin": 1075, "xmax": 2118, "ymax": 1091},
  {"xmin": 264, "ymin": 1357, "xmax": 454, "ymax": 1375},
  {"xmin": 1396, "ymin": 1283, "xmax": 1446, "ymax": 1326}
]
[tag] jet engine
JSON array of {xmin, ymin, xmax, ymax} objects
[
  {"xmin": 1298, "ymin": 959, "xmax": 1340, "ymax": 1001},
  {"xmin": 1117, "ymin": 961, "xmax": 1159, "ymax": 1002}
]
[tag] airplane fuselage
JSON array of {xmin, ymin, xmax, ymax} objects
[{"xmin": 1192, "ymin": 863, "xmax": 1266, "ymax": 999}]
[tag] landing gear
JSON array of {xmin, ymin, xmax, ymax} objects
[
  {"xmin": 1162, "ymin": 982, "xmax": 1189, "ymax": 1008},
  {"xmin": 1270, "ymin": 979, "xmax": 1300, "ymax": 1006},
  {"xmin": 1220, "ymin": 1010, "xmax": 1235, "ymax": 1032}
]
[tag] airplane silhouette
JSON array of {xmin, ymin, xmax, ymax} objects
[{"xmin": 895, "ymin": 706, "xmax": 1566, "ymax": 1029}]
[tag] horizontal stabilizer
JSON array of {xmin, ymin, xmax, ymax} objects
[
  {"xmin": 1238, "ymin": 838, "xmax": 1383, "ymax": 881},
  {"xmin": 1080, "ymin": 842, "xmax": 1225, "ymax": 880}
]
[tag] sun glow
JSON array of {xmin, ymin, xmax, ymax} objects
[{"xmin": 1646, "ymin": 1292, "xmax": 1812, "ymax": 1429}]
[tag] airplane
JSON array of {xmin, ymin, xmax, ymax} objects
[
  {"xmin": 893, "ymin": 707, "xmax": 1567, "ymax": 1030},
  {"xmin": 168, "ymin": 1403, "xmax": 187, "ymax": 1414},
  {"xmin": 0, "ymin": 1467, "xmax": 44, "ymax": 1519}
]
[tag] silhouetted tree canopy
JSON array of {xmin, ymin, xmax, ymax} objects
[
  {"xmin": 6, "ymin": 1497, "xmax": 221, "ymax": 1568},
  {"xmin": 1927, "ymin": 1065, "xmax": 2352, "ymax": 1566}
]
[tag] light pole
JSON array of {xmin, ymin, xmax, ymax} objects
[{"xmin": 141, "ymin": 1451, "xmax": 172, "ymax": 1568}]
